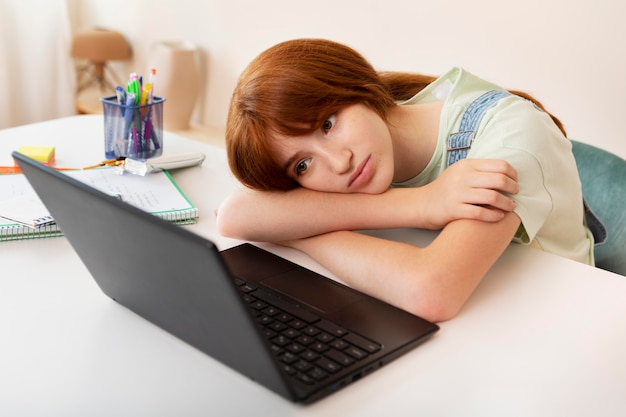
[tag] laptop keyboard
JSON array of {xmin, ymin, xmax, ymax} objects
[{"xmin": 235, "ymin": 278, "xmax": 382, "ymax": 386}]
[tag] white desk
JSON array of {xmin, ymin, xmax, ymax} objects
[{"xmin": 2, "ymin": 115, "xmax": 625, "ymax": 417}]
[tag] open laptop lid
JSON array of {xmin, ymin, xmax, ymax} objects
[
  {"xmin": 14, "ymin": 151, "xmax": 439, "ymax": 403},
  {"xmin": 12, "ymin": 151, "xmax": 295, "ymax": 399}
]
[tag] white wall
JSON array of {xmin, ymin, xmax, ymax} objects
[{"xmin": 71, "ymin": 0, "xmax": 625, "ymax": 159}]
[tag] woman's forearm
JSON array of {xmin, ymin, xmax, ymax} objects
[
  {"xmin": 216, "ymin": 186, "xmax": 418, "ymax": 242},
  {"xmin": 282, "ymin": 212, "xmax": 521, "ymax": 322},
  {"xmin": 216, "ymin": 158, "xmax": 519, "ymax": 242}
]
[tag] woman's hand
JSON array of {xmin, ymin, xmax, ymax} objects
[{"xmin": 413, "ymin": 158, "xmax": 519, "ymax": 229}]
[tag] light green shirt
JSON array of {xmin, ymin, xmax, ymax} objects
[{"xmin": 393, "ymin": 67, "xmax": 594, "ymax": 265}]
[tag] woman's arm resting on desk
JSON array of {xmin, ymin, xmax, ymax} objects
[
  {"xmin": 282, "ymin": 212, "xmax": 521, "ymax": 323},
  {"xmin": 217, "ymin": 159, "xmax": 519, "ymax": 242}
]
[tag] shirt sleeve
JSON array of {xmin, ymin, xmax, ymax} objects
[{"xmin": 466, "ymin": 96, "xmax": 572, "ymax": 243}]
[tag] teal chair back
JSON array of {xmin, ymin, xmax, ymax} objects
[{"xmin": 571, "ymin": 140, "xmax": 626, "ymax": 276}]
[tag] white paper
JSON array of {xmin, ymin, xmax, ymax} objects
[
  {"xmin": 0, "ymin": 169, "xmax": 194, "ymax": 229},
  {"xmin": 0, "ymin": 192, "xmax": 54, "ymax": 228}
]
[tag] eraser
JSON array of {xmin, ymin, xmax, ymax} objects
[{"xmin": 16, "ymin": 146, "xmax": 56, "ymax": 166}]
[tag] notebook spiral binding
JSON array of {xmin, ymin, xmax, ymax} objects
[
  {"xmin": 0, "ymin": 223, "xmax": 63, "ymax": 241},
  {"xmin": 0, "ymin": 210, "xmax": 197, "ymax": 242}
]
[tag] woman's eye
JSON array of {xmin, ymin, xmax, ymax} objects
[
  {"xmin": 322, "ymin": 114, "xmax": 336, "ymax": 133},
  {"xmin": 295, "ymin": 159, "xmax": 311, "ymax": 176}
]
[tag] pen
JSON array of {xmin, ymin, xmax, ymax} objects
[
  {"xmin": 147, "ymin": 69, "xmax": 158, "ymax": 150},
  {"xmin": 115, "ymin": 86, "xmax": 126, "ymax": 105},
  {"xmin": 132, "ymin": 111, "xmax": 139, "ymax": 154},
  {"xmin": 115, "ymin": 86, "xmax": 127, "ymax": 131},
  {"xmin": 141, "ymin": 84, "xmax": 153, "ymax": 151},
  {"xmin": 82, "ymin": 158, "xmax": 126, "ymax": 170},
  {"xmin": 135, "ymin": 108, "xmax": 143, "ymax": 154}
]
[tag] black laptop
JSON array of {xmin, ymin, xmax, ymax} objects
[{"xmin": 13, "ymin": 151, "xmax": 439, "ymax": 404}]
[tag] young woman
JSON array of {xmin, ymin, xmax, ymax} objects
[{"xmin": 216, "ymin": 38, "xmax": 594, "ymax": 322}]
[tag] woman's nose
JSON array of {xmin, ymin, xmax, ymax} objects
[{"xmin": 325, "ymin": 147, "xmax": 352, "ymax": 175}]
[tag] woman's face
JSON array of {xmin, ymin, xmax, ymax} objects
[{"xmin": 271, "ymin": 104, "xmax": 395, "ymax": 194}]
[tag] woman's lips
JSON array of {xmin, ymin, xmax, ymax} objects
[{"xmin": 348, "ymin": 155, "xmax": 372, "ymax": 189}]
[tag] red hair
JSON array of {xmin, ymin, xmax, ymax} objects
[{"xmin": 226, "ymin": 38, "xmax": 566, "ymax": 191}]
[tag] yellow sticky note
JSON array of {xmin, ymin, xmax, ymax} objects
[{"xmin": 16, "ymin": 146, "xmax": 56, "ymax": 166}]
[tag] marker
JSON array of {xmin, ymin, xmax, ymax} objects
[
  {"xmin": 126, "ymin": 79, "xmax": 140, "ymax": 105},
  {"xmin": 115, "ymin": 86, "xmax": 127, "ymax": 124},
  {"xmin": 124, "ymin": 92, "xmax": 136, "ymax": 155},
  {"xmin": 149, "ymin": 68, "xmax": 156, "ymax": 91},
  {"xmin": 140, "ymin": 83, "xmax": 151, "ymax": 106},
  {"xmin": 115, "ymin": 86, "xmax": 126, "ymax": 105}
]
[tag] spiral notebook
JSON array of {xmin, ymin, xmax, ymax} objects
[{"xmin": 0, "ymin": 168, "xmax": 198, "ymax": 242}]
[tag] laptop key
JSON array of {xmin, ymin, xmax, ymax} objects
[
  {"xmin": 257, "ymin": 315, "xmax": 273, "ymax": 325},
  {"xmin": 295, "ymin": 335, "xmax": 314, "ymax": 345},
  {"xmin": 308, "ymin": 367, "xmax": 328, "ymax": 381},
  {"xmin": 316, "ymin": 320, "xmax": 348, "ymax": 337},
  {"xmin": 270, "ymin": 345, "xmax": 284, "ymax": 355},
  {"xmin": 316, "ymin": 332, "xmax": 334, "ymax": 343},
  {"xmin": 302, "ymin": 326, "xmax": 320, "ymax": 337},
  {"xmin": 286, "ymin": 343, "xmax": 306, "ymax": 354},
  {"xmin": 275, "ymin": 313, "xmax": 292, "ymax": 323},
  {"xmin": 280, "ymin": 352, "xmax": 298, "ymax": 364},
  {"xmin": 250, "ymin": 300, "xmax": 267, "ymax": 310},
  {"xmin": 325, "ymin": 349, "xmax": 355, "ymax": 367},
  {"xmin": 344, "ymin": 346, "xmax": 367, "ymax": 360},
  {"xmin": 282, "ymin": 365, "xmax": 297, "ymax": 375},
  {"xmin": 315, "ymin": 357, "xmax": 341, "ymax": 374},
  {"xmin": 310, "ymin": 342, "xmax": 328, "ymax": 353},
  {"xmin": 268, "ymin": 321, "xmax": 288, "ymax": 332},
  {"xmin": 293, "ymin": 360, "xmax": 313, "ymax": 373},
  {"xmin": 300, "ymin": 350, "xmax": 319, "ymax": 362},
  {"xmin": 289, "ymin": 319, "xmax": 307, "ymax": 329},
  {"xmin": 263, "ymin": 306, "xmax": 280, "ymax": 316},
  {"xmin": 239, "ymin": 283, "xmax": 256, "ymax": 293},
  {"xmin": 330, "ymin": 339, "xmax": 349, "ymax": 350},
  {"xmin": 262, "ymin": 329, "xmax": 276, "ymax": 339},
  {"xmin": 252, "ymin": 288, "xmax": 320, "ymax": 323},
  {"xmin": 342, "ymin": 333, "xmax": 381, "ymax": 353},
  {"xmin": 296, "ymin": 373, "xmax": 316, "ymax": 385},
  {"xmin": 282, "ymin": 328, "xmax": 300, "ymax": 339},
  {"xmin": 272, "ymin": 335, "xmax": 291, "ymax": 346}
]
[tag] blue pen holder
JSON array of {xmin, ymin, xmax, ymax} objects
[{"xmin": 101, "ymin": 95, "xmax": 165, "ymax": 159}]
